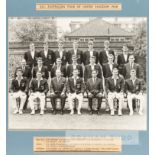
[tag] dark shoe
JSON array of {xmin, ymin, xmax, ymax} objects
[
  {"xmin": 89, "ymin": 111, "xmax": 93, "ymax": 115},
  {"xmin": 60, "ymin": 110, "xmax": 64, "ymax": 115},
  {"xmin": 53, "ymin": 110, "xmax": 56, "ymax": 115},
  {"xmin": 97, "ymin": 111, "xmax": 101, "ymax": 115}
]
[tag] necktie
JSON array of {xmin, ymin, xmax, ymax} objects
[{"xmin": 38, "ymin": 81, "xmax": 40, "ymax": 88}]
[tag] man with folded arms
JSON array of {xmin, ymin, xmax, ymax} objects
[
  {"xmin": 125, "ymin": 69, "xmax": 144, "ymax": 115},
  {"xmin": 10, "ymin": 68, "xmax": 28, "ymax": 114},
  {"xmin": 29, "ymin": 71, "xmax": 49, "ymax": 115},
  {"xmin": 86, "ymin": 69, "xmax": 104, "ymax": 115},
  {"xmin": 106, "ymin": 68, "xmax": 124, "ymax": 116},
  {"xmin": 67, "ymin": 69, "xmax": 85, "ymax": 115},
  {"xmin": 50, "ymin": 70, "xmax": 67, "ymax": 115}
]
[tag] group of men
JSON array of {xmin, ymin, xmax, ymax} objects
[{"xmin": 10, "ymin": 40, "xmax": 145, "ymax": 116}]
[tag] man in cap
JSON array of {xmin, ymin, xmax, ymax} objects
[
  {"xmin": 33, "ymin": 57, "xmax": 49, "ymax": 79},
  {"xmin": 83, "ymin": 40, "xmax": 98, "ymax": 66},
  {"xmin": 29, "ymin": 71, "xmax": 49, "ymax": 115},
  {"xmin": 68, "ymin": 40, "xmax": 83, "ymax": 65},
  {"xmin": 125, "ymin": 69, "xmax": 144, "ymax": 115},
  {"xmin": 10, "ymin": 68, "xmax": 28, "ymax": 114},
  {"xmin": 67, "ymin": 69, "xmax": 85, "ymax": 115},
  {"xmin": 67, "ymin": 55, "xmax": 83, "ymax": 78},
  {"xmin": 50, "ymin": 70, "xmax": 67, "ymax": 115},
  {"xmin": 86, "ymin": 69, "xmax": 104, "ymax": 115}
]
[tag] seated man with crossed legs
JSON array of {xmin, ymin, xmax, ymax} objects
[
  {"xmin": 29, "ymin": 71, "xmax": 49, "ymax": 115},
  {"xmin": 125, "ymin": 69, "xmax": 144, "ymax": 115},
  {"xmin": 106, "ymin": 68, "xmax": 125, "ymax": 116}
]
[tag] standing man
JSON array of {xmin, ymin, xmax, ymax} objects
[
  {"xmin": 24, "ymin": 42, "xmax": 39, "ymax": 69},
  {"xmin": 14, "ymin": 59, "xmax": 32, "ymax": 81},
  {"xmin": 67, "ymin": 69, "xmax": 85, "ymax": 115},
  {"xmin": 125, "ymin": 69, "xmax": 144, "ymax": 115},
  {"xmin": 68, "ymin": 40, "xmax": 83, "ymax": 65},
  {"xmin": 117, "ymin": 44, "xmax": 130, "ymax": 76},
  {"xmin": 99, "ymin": 40, "xmax": 115, "ymax": 65},
  {"xmin": 10, "ymin": 68, "xmax": 28, "ymax": 114},
  {"xmin": 67, "ymin": 55, "xmax": 83, "ymax": 78},
  {"xmin": 33, "ymin": 57, "xmax": 49, "ymax": 79},
  {"xmin": 84, "ymin": 56, "xmax": 102, "ymax": 82},
  {"xmin": 51, "ymin": 58, "xmax": 67, "ymax": 78},
  {"xmin": 123, "ymin": 54, "xmax": 142, "ymax": 79},
  {"xmin": 39, "ymin": 41, "xmax": 55, "ymax": 77},
  {"xmin": 83, "ymin": 40, "xmax": 98, "ymax": 65},
  {"xmin": 102, "ymin": 53, "xmax": 118, "ymax": 79},
  {"xmin": 86, "ymin": 70, "xmax": 104, "ymax": 115},
  {"xmin": 29, "ymin": 71, "xmax": 49, "ymax": 115},
  {"xmin": 50, "ymin": 70, "xmax": 67, "ymax": 115},
  {"xmin": 106, "ymin": 68, "xmax": 124, "ymax": 116}
]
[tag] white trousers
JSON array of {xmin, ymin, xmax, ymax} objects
[
  {"xmin": 68, "ymin": 93, "xmax": 83, "ymax": 110},
  {"xmin": 10, "ymin": 91, "xmax": 27, "ymax": 110},
  {"xmin": 127, "ymin": 93, "xmax": 144, "ymax": 112},
  {"xmin": 108, "ymin": 92, "xmax": 124, "ymax": 111},
  {"xmin": 29, "ymin": 92, "xmax": 45, "ymax": 110}
]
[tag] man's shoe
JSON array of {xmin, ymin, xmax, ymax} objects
[
  {"xmin": 97, "ymin": 111, "xmax": 101, "ymax": 115},
  {"xmin": 110, "ymin": 110, "xmax": 115, "ymax": 116},
  {"xmin": 60, "ymin": 110, "xmax": 64, "ymax": 115},
  {"xmin": 89, "ymin": 111, "xmax": 93, "ymax": 115},
  {"xmin": 53, "ymin": 110, "xmax": 56, "ymax": 115},
  {"xmin": 118, "ymin": 110, "xmax": 122, "ymax": 116},
  {"xmin": 31, "ymin": 110, "xmax": 35, "ymax": 115},
  {"xmin": 138, "ymin": 111, "xmax": 143, "ymax": 116},
  {"xmin": 70, "ymin": 110, "xmax": 74, "ymax": 115},
  {"xmin": 129, "ymin": 111, "xmax": 133, "ymax": 116},
  {"xmin": 40, "ymin": 110, "xmax": 44, "ymax": 115},
  {"xmin": 77, "ymin": 110, "xmax": 81, "ymax": 115},
  {"xmin": 13, "ymin": 109, "xmax": 19, "ymax": 114},
  {"xmin": 19, "ymin": 109, "xmax": 23, "ymax": 115}
]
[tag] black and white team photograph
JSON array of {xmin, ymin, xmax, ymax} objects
[{"xmin": 8, "ymin": 17, "xmax": 147, "ymax": 130}]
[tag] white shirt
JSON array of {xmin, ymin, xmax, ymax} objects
[
  {"xmin": 91, "ymin": 65, "xmax": 95, "ymax": 70},
  {"xmin": 106, "ymin": 50, "xmax": 109, "ymax": 57},
  {"xmin": 123, "ymin": 54, "xmax": 128, "ymax": 62},
  {"xmin": 31, "ymin": 51, "xmax": 35, "ymax": 59},
  {"xmin": 38, "ymin": 66, "xmax": 42, "ymax": 71},
  {"xmin": 89, "ymin": 50, "xmax": 93, "ymax": 57},
  {"xmin": 58, "ymin": 49, "xmax": 63, "ymax": 59},
  {"xmin": 74, "ymin": 49, "xmax": 77, "ymax": 56},
  {"xmin": 109, "ymin": 63, "xmax": 113, "ymax": 72}
]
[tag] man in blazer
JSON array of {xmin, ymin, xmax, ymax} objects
[
  {"xmin": 102, "ymin": 53, "xmax": 118, "ymax": 79},
  {"xmin": 68, "ymin": 40, "xmax": 83, "ymax": 64},
  {"xmin": 84, "ymin": 56, "xmax": 102, "ymax": 82},
  {"xmin": 86, "ymin": 70, "xmax": 104, "ymax": 115},
  {"xmin": 67, "ymin": 55, "xmax": 83, "ymax": 78},
  {"xmin": 51, "ymin": 58, "xmax": 67, "ymax": 78},
  {"xmin": 54, "ymin": 40, "xmax": 68, "ymax": 66},
  {"xmin": 67, "ymin": 69, "xmax": 85, "ymax": 115},
  {"xmin": 99, "ymin": 40, "xmax": 115, "ymax": 65},
  {"xmin": 50, "ymin": 70, "xmax": 67, "ymax": 115},
  {"xmin": 125, "ymin": 69, "xmax": 144, "ymax": 115},
  {"xmin": 123, "ymin": 54, "xmax": 142, "ymax": 79},
  {"xmin": 83, "ymin": 40, "xmax": 98, "ymax": 65},
  {"xmin": 10, "ymin": 68, "xmax": 28, "ymax": 114},
  {"xmin": 117, "ymin": 44, "xmax": 130, "ymax": 76},
  {"xmin": 24, "ymin": 42, "xmax": 40, "ymax": 69},
  {"xmin": 14, "ymin": 59, "xmax": 32, "ymax": 81},
  {"xmin": 29, "ymin": 71, "xmax": 49, "ymax": 115},
  {"xmin": 39, "ymin": 41, "xmax": 55, "ymax": 74},
  {"xmin": 33, "ymin": 57, "xmax": 49, "ymax": 79},
  {"xmin": 106, "ymin": 68, "xmax": 125, "ymax": 116}
]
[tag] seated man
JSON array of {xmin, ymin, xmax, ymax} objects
[
  {"xmin": 86, "ymin": 69, "xmax": 104, "ymax": 115},
  {"xmin": 67, "ymin": 69, "xmax": 85, "ymax": 115},
  {"xmin": 106, "ymin": 68, "xmax": 124, "ymax": 116},
  {"xmin": 10, "ymin": 68, "xmax": 28, "ymax": 114},
  {"xmin": 50, "ymin": 70, "xmax": 67, "ymax": 115},
  {"xmin": 125, "ymin": 69, "xmax": 144, "ymax": 115},
  {"xmin": 29, "ymin": 71, "xmax": 49, "ymax": 115}
]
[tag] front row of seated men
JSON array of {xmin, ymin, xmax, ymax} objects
[{"xmin": 10, "ymin": 65, "xmax": 144, "ymax": 116}]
